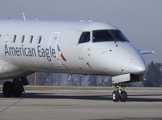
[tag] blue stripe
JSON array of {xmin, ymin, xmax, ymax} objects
[{"xmin": 57, "ymin": 44, "xmax": 61, "ymax": 52}]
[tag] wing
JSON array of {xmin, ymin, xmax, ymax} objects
[{"xmin": 139, "ymin": 50, "xmax": 154, "ymax": 55}]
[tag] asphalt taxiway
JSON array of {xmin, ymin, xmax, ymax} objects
[{"xmin": 0, "ymin": 89, "xmax": 162, "ymax": 120}]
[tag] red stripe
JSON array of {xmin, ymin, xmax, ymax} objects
[{"xmin": 61, "ymin": 54, "xmax": 67, "ymax": 61}]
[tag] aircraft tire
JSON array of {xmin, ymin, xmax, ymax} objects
[
  {"xmin": 112, "ymin": 91, "xmax": 119, "ymax": 102},
  {"xmin": 3, "ymin": 81, "xmax": 13, "ymax": 97},
  {"xmin": 13, "ymin": 89, "xmax": 22, "ymax": 97},
  {"xmin": 120, "ymin": 91, "xmax": 127, "ymax": 102}
]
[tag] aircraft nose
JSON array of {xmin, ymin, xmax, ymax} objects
[{"xmin": 128, "ymin": 58, "xmax": 146, "ymax": 74}]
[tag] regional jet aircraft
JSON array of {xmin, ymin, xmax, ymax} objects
[{"xmin": 0, "ymin": 19, "xmax": 153, "ymax": 102}]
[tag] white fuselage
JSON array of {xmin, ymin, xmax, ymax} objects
[{"xmin": 0, "ymin": 19, "xmax": 146, "ymax": 80}]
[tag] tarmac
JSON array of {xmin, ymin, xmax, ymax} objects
[{"xmin": 0, "ymin": 89, "xmax": 162, "ymax": 120}]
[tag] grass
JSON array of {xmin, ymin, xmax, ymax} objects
[
  {"xmin": 0, "ymin": 85, "xmax": 162, "ymax": 91},
  {"xmin": 24, "ymin": 86, "xmax": 115, "ymax": 91}
]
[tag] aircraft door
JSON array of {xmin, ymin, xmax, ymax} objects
[
  {"xmin": 50, "ymin": 32, "xmax": 62, "ymax": 67},
  {"xmin": 78, "ymin": 32, "xmax": 92, "ymax": 70}
]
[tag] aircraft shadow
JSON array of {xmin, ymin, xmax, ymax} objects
[
  {"xmin": 0, "ymin": 92, "xmax": 162, "ymax": 102},
  {"xmin": 128, "ymin": 94, "xmax": 162, "ymax": 102},
  {"xmin": 0, "ymin": 91, "xmax": 110, "ymax": 101}
]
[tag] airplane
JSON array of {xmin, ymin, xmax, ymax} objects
[{"xmin": 0, "ymin": 19, "xmax": 154, "ymax": 102}]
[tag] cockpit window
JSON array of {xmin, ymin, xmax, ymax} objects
[
  {"xmin": 93, "ymin": 30, "xmax": 129, "ymax": 42},
  {"xmin": 78, "ymin": 32, "xmax": 90, "ymax": 44}
]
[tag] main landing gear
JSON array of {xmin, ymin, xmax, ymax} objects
[
  {"xmin": 112, "ymin": 84, "xmax": 127, "ymax": 102},
  {"xmin": 3, "ymin": 78, "xmax": 26, "ymax": 97}
]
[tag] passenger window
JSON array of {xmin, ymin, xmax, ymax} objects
[
  {"xmin": 4, "ymin": 34, "xmax": 9, "ymax": 43},
  {"xmin": 30, "ymin": 35, "xmax": 33, "ymax": 43},
  {"xmin": 78, "ymin": 32, "xmax": 90, "ymax": 44},
  {"xmin": 38, "ymin": 36, "xmax": 42, "ymax": 44},
  {"xmin": 13, "ymin": 35, "xmax": 17, "ymax": 43},
  {"xmin": 21, "ymin": 35, "xmax": 25, "ymax": 43}
]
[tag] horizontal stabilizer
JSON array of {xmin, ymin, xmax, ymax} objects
[{"xmin": 139, "ymin": 50, "xmax": 154, "ymax": 55}]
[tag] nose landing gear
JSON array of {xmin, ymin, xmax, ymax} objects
[{"xmin": 112, "ymin": 84, "xmax": 127, "ymax": 102}]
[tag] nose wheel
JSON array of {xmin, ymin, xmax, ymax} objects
[{"xmin": 112, "ymin": 84, "xmax": 127, "ymax": 102}]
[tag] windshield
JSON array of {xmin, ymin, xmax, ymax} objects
[{"xmin": 93, "ymin": 30, "xmax": 129, "ymax": 42}]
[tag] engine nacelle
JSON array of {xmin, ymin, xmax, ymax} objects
[{"xmin": 0, "ymin": 58, "xmax": 28, "ymax": 79}]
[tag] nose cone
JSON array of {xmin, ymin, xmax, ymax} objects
[{"xmin": 128, "ymin": 58, "xmax": 146, "ymax": 74}]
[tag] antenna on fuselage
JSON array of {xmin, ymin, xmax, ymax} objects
[{"xmin": 21, "ymin": 13, "xmax": 26, "ymax": 21}]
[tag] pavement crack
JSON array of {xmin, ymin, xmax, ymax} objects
[{"xmin": 0, "ymin": 97, "xmax": 23, "ymax": 114}]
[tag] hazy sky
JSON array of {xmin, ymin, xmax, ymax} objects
[{"xmin": 0, "ymin": 0, "xmax": 161, "ymax": 63}]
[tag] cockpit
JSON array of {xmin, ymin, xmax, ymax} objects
[{"xmin": 78, "ymin": 29, "xmax": 129, "ymax": 44}]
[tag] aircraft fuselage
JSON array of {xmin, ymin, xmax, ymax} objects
[{"xmin": 0, "ymin": 20, "xmax": 146, "ymax": 79}]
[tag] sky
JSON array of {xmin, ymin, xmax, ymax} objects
[{"xmin": 0, "ymin": 0, "xmax": 161, "ymax": 64}]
